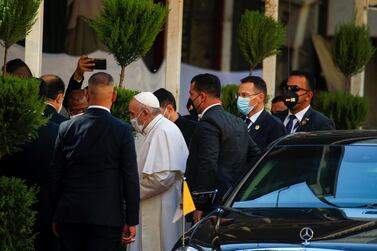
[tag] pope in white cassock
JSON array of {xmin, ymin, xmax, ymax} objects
[{"xmin": 127, "ymin": 92, "xmax": 188, "ymax": 251}]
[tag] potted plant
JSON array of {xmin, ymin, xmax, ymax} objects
[
  {"xmin": 238, "ymin": 10, "xmax": 285, "ymax": 76},
  {"xmin": 111, "ymin": 87, "xmax": 139, "ymax": 123},
  {"xmin": 0, "ymin": 176, "xmax": 38, "ymax": 251},
  {"xmin": 314, "ymin": 91, "xmax": 369, "ymax": 130},
  {"xmin": 221, "ymin": 84, "xmax": 241, "ymax": 117},
  {"xmin": 87, "ymin": 0, "xmax": 168, "ymax": 87},
  {"xmin": 331, "ymin": 21, "xmax": 375, "ymax": 92},
  {"xmin": 0, "ymin": 76, "xmax": 47, "ymax": 160},
  {"xmin": 0, "ymin": 0, "xmax": 41, "ymax": 76}
]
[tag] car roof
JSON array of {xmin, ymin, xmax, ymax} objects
[{"xmin": 274, "ymin": 130, "xmax": 377, "ymax": 146}]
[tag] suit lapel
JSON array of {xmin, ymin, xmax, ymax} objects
[
  {"xmin": 249, "ymin": 110, "xmax": 267, "ymax": 135},
  {"xmin": 43, "ymin": 105, "xmax": 56, "ymax": 117},
  {"xmin": 296, "ymin": 107, "xmax": 312, "ymax": 132},
  {"xmin": 250, "ymin": 110, "xmax": 267, "ymax": 133}
]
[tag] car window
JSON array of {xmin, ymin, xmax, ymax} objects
[{"xmin": 232, "ymin": 145, "xmax": 377, "ymax": 208}]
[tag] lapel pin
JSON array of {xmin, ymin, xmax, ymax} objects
[
  {"xmin": 255, "ymin": 125, "xmax": 260, "ymax": 130},
  {"xmin": 300, "ymin": 118, "xmax": 309, "ymax": 126}
]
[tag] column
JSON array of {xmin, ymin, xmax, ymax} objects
[
  {"xmin": 351, "ymin": 0, "xmax": 369, "ymax": 96},
  {"xmin": 262, "ymin": 0, "xmax": 278, "ymax": 100},
  {"xmin": 164, "ymin": 0, "xmax": 184, "ymax": 110},
  {"xmin": 220, "ymin": 0, "xmax": 234, "ymax": 71},
  {"xmin": 25, "ymin": 0, "xmax": 44, "ymax": 77}
]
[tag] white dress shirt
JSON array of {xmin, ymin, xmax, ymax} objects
[{"xmin": 283, "ymin": 105, "xmax": 311, "ymax": 133}]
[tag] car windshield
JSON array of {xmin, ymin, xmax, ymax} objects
[{"xmin": 232, "ymin": 145, "xmax": 377, "ymax": 208}]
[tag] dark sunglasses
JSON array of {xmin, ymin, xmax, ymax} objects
[{"xmin": 283, "ymin": 85, "xmax": 310, "ymax": 93}]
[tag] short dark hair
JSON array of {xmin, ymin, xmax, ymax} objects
[
  {"xmin": 240, "ymin": 76, "xmax": 267, "ymax": 96},
  {"xmin": 153, "ymin": 88, "xmax": 176, "ymax": 110},
  {"xmin": 4, "ymin": 58, "xmax": 32, "ymax": 78},
  {"xmin": 271, "ymin": 95, "xmax": 284, "ymax": 103},
  {"xmin": 289, "ymin": 70, "xmax": 316, "ymax": 91},
  {"xmin": 191, "ymin": 73, "xmax": 221, "ymax": 98},
  {"xmin": 40, "ymin": 75, "xmax": 65, "ymax": 100},
  {"xmin": 88, "ymin": 72, "xmax": 114, "ymax": 86}
]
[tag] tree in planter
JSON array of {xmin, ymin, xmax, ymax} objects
[
  {"xmin": 0, "ymin": 0, "xmax": 41, "ymax": 76},
  {"xmin": 331, "ymin": 22, "xmax": 376, "ymax": 92},
  {"xmin": 87, "ymin": 0, "xmax": 167, "ymax": 87},
  {"xmin": 0, "ymin": 76, "xmax": 47, "ymax": 160},
  {"xmin": 222, "ymin": 84, "xmax": 242, "ymax": 117},
  {"xmin": 313, "ymin": 91, "xmax": 369, "ymax": 130},
  {"xmin": 0, "ymin": 176, "xmax": 38, "ymax": 251},
  {"xmin": 111, "ymin": 87, "xmax": 139, "ymax": 123},
  {"xmin": 238, "ymin": 10, "xmax": 285, "ymax": 76}
]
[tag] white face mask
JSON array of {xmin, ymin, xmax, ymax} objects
[
  {"xmin": 130, "ymin": 111, "xmax": 144, "ymax": 133},
  {"xmin": 70, "ymin": 113, "xmax": 84, "ymax": 119}
]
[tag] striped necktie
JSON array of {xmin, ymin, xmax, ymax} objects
[{"xmin": 286, "ymin": 114, "xmax": 296, "ymax": 133}]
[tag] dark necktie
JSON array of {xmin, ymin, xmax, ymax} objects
[
  {"xmin": 245, "ymin": 118, "xmax": 252, "ymax": 127},
  {"xmin": 286, "ymin": 114, "xmax": 296, "ymax": 133}
]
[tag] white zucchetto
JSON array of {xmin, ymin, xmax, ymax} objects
[{"xmin": 134, "ymin": 92, "xmax": 160, "ymax": 109}]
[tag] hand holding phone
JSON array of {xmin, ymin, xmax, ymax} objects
[{"xmin": 88, "ymin": 58, "xmax": 107, "ymax": 70}]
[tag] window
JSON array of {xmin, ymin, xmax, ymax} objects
[{"xmin": 232, "ymin": 145, "xmax": 377, "ymax": 208}]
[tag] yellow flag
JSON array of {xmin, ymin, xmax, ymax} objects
[{"xmin": 183, "ymin": 180, "xmax": 196, "ymax": 215}]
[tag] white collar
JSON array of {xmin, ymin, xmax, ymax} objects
[
  {"xmin": 248, "ymin": 108, "xmax": 264, "ymax": 124},
  {"xmin": 45, "ymin": 102, "xmax": 57, "ymax": 111},
  {"xmin": 143, "ymin": 114, "xmax": 164, "ymax": 135},
  {"xmin": 88, "ymin": 105, "xmax": 111, "ymax": 113},
  {"xmin": 289, "ymin": 105, "xmax": 310, "ymax": 122},
  {"xmin": 198, "ymin": 103, "xmax": 221, "ymax": 120}
]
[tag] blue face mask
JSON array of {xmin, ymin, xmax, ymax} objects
[{"xmin": 237, "ymin": 96, "xmax": 254, "ymax": 115}]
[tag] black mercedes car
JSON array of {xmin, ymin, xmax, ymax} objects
[{"xmin": 173, "ymin": 130, "xmax": 377, "ymax": 251}]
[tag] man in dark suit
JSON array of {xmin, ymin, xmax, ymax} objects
[
  {"xmin": 185, "ymin": 73, "xmax": 260, "ymax": 223},
  {"xmin": 24, "ymin": 120, "xmax": 60, "ymax": 251},
  {"xmin": 49, "ymin": 72, "xmax": 140, "ymax": 251},
  {"xmin": 237, "ymin": 76, "xmax": 287, "ymax": 150},
  {"xmin": 274, "ymin": 70, "xmax": 335, "ymax": 133},
  {"xmin": 153, "ymin": 88, "xmax": 197, "ymax": 147},
  {"xmin": 40, "ymin": 74, "xmax": 68, "ymax": 124}
]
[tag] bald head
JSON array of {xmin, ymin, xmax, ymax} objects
[
  {"xmin": 40, "ymin": 74, "xmax": 65, "ymax": 100},
  {"xmin": 87, "ymin": 72, "xmax": 116, "ymax": 108},
  {"xmin": 39, "ymin": 74, "xmax": 65, "ymax": 112}
]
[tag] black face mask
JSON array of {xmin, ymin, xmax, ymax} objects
[
  {"xmin": 186, "ymin": 98, "xmax": 198, "ymax": 119},
  {"xmin": 283, "ymin": 90, "xmax": 299, "ymax": 109}
]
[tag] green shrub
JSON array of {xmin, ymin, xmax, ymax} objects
[
  {"xmin": 87, "ymin": 0, "xmax": 168, "ymax": 87},
  {"xmin": 0, "ymin": 176, "xmax": 38, "ymax": 251},
  {"xmin": 111, "ymin": 87, "xmax": 139, "ymax": 122},
  {"xmin": 0, "ymin": 76, "xmax": 47, "ymax": 160},
  {"xmin": 331, "ymin": 22, "xmax": 376, "ymax": 92},
  {"xmin": 238, "ymin": 10, "xmax": 285, "ymax": 75},
  {"xmin": 313, "ymin": 91, "xmax": 369, "ymax": 129},
  {"xmin": 221, "ymin": 84, "xmax": 241, "ymax": 117}
]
